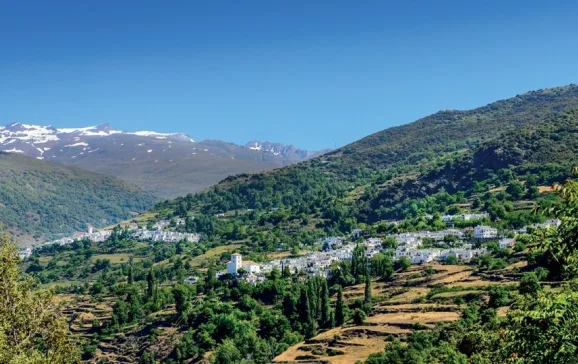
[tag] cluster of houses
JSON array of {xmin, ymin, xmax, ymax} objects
[
  {"xmin": 131, "ymin": 229, "xmax": 200, "ymax": 243},
  {"xmin": 40, "ymin": 229, "xmax": 113, "ymax": 247},
  {"xmin": 37, "ymin": 219, "xmax": 199, "ymax": 250},
  {"xmin": 214, "ymin": 239, "xmax": 383, "ymax": 284},
  {"xmin": 440, "ymin": 213, "xmax": 489, "ymax": 222},
  {"xmin": 212, "ymin": 218, "xmax": 563, "ymax": 284}
]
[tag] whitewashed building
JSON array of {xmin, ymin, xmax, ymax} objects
[
  {"xmin": 474, "ymin": 225, "xmax": 498, "ymax": 239},
  {"xmin": 227, "ymin": 253, "xmax": 243, "ymax": 274}
]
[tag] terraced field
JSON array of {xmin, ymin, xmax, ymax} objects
[
  {"xmin": 58, "ymin": 295, "xmax": 180, "ymax": 363},
  {"xmin": 274, "ymin": 263, "xmax": 517, "ymax": 364}
]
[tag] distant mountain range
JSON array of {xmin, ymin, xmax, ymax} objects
[{"xmin": 0, "ymin": 123, "xmax": 326, "ymax": 198}]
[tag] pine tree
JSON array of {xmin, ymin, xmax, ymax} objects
[
  {"xmin": 335, "ymin": 285, "xmax": 345, "ymax": 326},
  {"xmin": 364, "ymin": 273, "xmax": 372, "ymax": 304},
  {"xmin": 321, "ymin": 279, "xmax": 330, "ymax": 327}
]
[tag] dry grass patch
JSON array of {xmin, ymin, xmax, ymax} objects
[
  {"xmin": 504, "ymin": 261, "xmax": 528, "ymax": 270},
  {"xmin": 385, "ymin": 287, "xmax": 430, "ymax": 304},
  {"xmin": 189, "ymin": 244, "xmax": 242, "ymax": 267},
  {"xmin": 446, "ymin": 280, "xmax": 518, "ymax": 289},
  {"xmin": 91, "ymin": 253, "xmax": 140, "ymax": 264},
  {"xmin": 273, "ymin": 325, "xmax": 405, "ymax": 364},
  {"xmin": 365, "ymin": 311, "xmax": 460, "ymax": 327}
]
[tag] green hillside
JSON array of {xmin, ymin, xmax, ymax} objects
[
  {"xmin": 152, "ymin": 85, "xmax": 578, "ymax": 247},
  {"xmin": 0, "ymin": 152, "xmax": 156, "ymax": 244}
]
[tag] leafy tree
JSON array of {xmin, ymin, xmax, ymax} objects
[
  {"xmin": 352, "ymin": 308, "xmax": 366, "ymax": 325},
  {"xmin": 487, "ymin": 286, "xmax": 510, "ymax": 308},
  {"xmin": 351, "ymin": 245, "xmax": 368, "ymax": 282},
  {"xmin": 396, "ymin": 256, "xmax": 411, "ymax": 272},
  {"xmin": 519, "ymin": 272, "xmax": 541, "ymax": 296},
  {"xmin": 506, "ymin": 181, "xmax": 525, "ymax": 200},
  {"xmin": 531, "ymin": 168, "xmax": 578, "ymax": 278},
  {"xmin": 0, "ymin": 234, "xmax": 79, "ymax": 363},
  {"xmin": 371, "ymin": 253, "xmax": 394, "ymax": 279},
  {"xmin": 382, "ymin": 237, "xmax": 397, "ymax": 250},
  {"xmin": 211, "ymin": 339, "xmax": 242, "ymax": 364},
  {"xmin": 172, "ymin": 284, "xmax": 192, "ymax": 322},
  {"xmin": 502, "ymin": 290, "xmax": 578, "ymax": 363}
]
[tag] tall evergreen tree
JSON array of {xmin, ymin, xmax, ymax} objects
[
  {"xmin": 335, "ymin": 285, "xmax": 345, "ymax": 326},
  {"xmin": 127, "ymin": 265, "xmax": 134, "ymax": 285},
  {"xmin": 146, "ymin": 268, "xmax": 155, "ymax": 300},
  {"xmin": 364, "ymin": 273, "xmax": 372, "ymax": 304},
  {"xmin": 321, "ymin": 279, "xmax": 330, "ymax": 327},
  {"xmin": 299, "ymin": 286, "xmax": 311, "ymax": 324},
  {"xmin": 351, "ymin": 244, "xmax": 367, "ymax": 282},
  {"xmin": 282, "ymin": 265, "xmax": 291, "ymax": 278}
]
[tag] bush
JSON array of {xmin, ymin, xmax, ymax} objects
[{"xmin": 352, "ymin": 308, "xmax": 366, "ymax": 325}]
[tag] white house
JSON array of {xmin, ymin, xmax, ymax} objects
[
  {"xmin": 244, "ymin": 263, "xmax": 261, "ymax": 274},
  {"xmin": 227, "ymin": 253, "xmax": 243, "ymax": 274},
  {"xmin": 499, "ymin": 238, "xmax": 516, "ymax": 249},
  {"xmin": 474, "ymin": 225, "xmax": 498, "ymax": 239}
]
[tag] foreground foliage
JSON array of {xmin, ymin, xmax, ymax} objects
[{"xmin": 0, "ymin": 234, "xmax": 78, "ymax": 363}]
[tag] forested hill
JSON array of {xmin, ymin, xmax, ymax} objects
[
  {"xmin": 153, "ymin": 85, "xmax": 578, "ymax": 243},
  {"xmin": 0, "ymin": 152, "xmax": 156, "ymax": 244},
  {"xmin": 324, "ymin": 84, "xmax": 578, "ymax": 170}
]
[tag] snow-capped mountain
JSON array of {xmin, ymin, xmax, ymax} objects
[
  {"xmin": 0, "ymin": 123, "xmax": 194, "ymax": 158},
  {"xmin": 246, "ymin": 141, "xmax": 331, "ymax": 162},
  {"xmin": 0, "ymin": 122, "xmax": 327, "ymax": 198}
]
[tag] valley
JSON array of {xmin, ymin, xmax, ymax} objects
[{"xmin": 5, "ymin": 85, "xmax": 578, "ymax": 364}]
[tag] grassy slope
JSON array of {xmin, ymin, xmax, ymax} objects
[{"xmin": 0, "ymin": 152, "xmax": 156, "ymax": 244}]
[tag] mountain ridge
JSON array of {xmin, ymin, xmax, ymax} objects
[
  {"xmin": 0, "ymin": 122, "xmax": 326, "ymax": 198},
  {"xmin": 152, "ymin": 85, "xmax": 578, "ymax": 242}
]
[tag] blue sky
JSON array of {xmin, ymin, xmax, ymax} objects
[{"xmin": 1, "ymin": 1, "xmax": 577, "ymax": 150}]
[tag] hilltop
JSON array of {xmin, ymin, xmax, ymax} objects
[{"xmin": 0, "ymin": 152, "xmax": 156, "ymax": 244}]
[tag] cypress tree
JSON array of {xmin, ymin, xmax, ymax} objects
[
  {"xmin": 321, "ymin": 280, "xmax": 330, "ymax": 327},
  {"xmin": 299, "ymin": 287, "xmax": 311, "ymax": 324},
  {"xmin": 335, "ymin": 286, "xmax": 345, "ymax": 326},
  {"xmin": 127, "ymin": 265, "xmax": 134, "ymax": 285},
  {"xmin": 282, "ymin": 292, "xmax": 296, "ymax": 318},
  {"xmin": 282, "ymin": 265, "xmax": 291, "ymax": 278},
  {"xmin": 364, "ymin": 273, "xmax": 372, "ymax": 304},
  {"xmin": 146, "ymin": 268, "xmax": 155, "ymax": 299}
]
